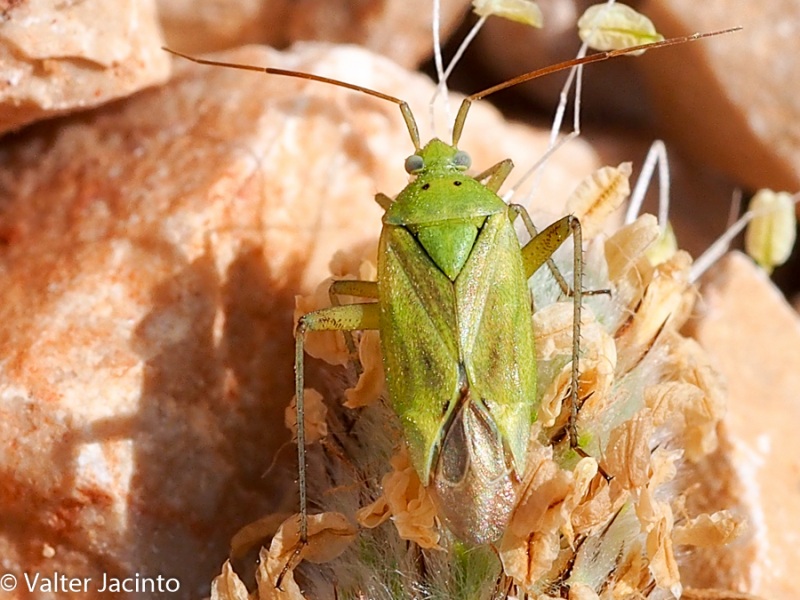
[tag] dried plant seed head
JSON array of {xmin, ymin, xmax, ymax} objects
[
  {"xmin": 472, "ymin": 0, "xmax": 544, "ymax": 27},
  {"xmin": 235, "ymin": 190, "xmax": 738, "ymax": 599},
  {"xmin": 343, "ymin": 329, "xmax": 385, "ymax": 408},
  {"xmin": 566, "ymin": 162, "xmax": 633, "ymax": 238},
  {"xmin": 578, "ymin": 3, "xmax": 665, "ymax": 53},
  {"xmin": 744, "ymin": 189, "xmax": 797, "ymax": 274},
  {"xmin": 645, "ymin": 221, "xmax": 678, "ymax": 266},
  {"xmin": 212, "ymin": 561, "xmax": 249, "ymax": 600}
]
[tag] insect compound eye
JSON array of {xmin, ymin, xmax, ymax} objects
[
  {"xmin": 404, "ymin": 154, "xmax": 424, "ymax": 174},
  {"xmin": 453, "ymin": 150, "xmax": 471, "ymax": 170}
]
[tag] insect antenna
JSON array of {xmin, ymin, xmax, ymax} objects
[
  {"xmin": 450, "ymin": 26, "xmax": 742, "ymax": 146},
  {"xmin": 162, "ymin": 47, "xmax": 423, "ymax": 151}
]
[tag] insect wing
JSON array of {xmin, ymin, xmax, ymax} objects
[
  {"xmin": 378, "ymin": 224, "xmax": 462, "ymax": 482},
  {"xmin": 456, "ymin": 211, "xmax": 537, "ymax": 476}
]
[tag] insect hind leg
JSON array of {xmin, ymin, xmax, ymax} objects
[
  {"xmin": 517, "ymin": 214, "xmax": 590, "ymax": 452},
  {"xmin": 286, "ymin": 302, "xmax": 379, "ymax": 588},
  {"xmin": 511, "ymin": 204, "xmax": 610, "ymax": 299}
]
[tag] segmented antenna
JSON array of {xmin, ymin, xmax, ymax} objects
[
  {"xmin": 450, "ymin": 27, "xmax": 742, "ymax": 145},
  {"xmin": 164, "ymin": 26, "xmax": 741, "ymax": 151},
  {"xmin": 162, "ymin": 47, "xmax": 423, "ymax": 151}
]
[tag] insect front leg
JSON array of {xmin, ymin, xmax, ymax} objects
[
  {"xmin": 375, "ymin": 192, "xmax": 394, "ymax": 211},
  {"xmin": 283, "ymin": 302, "xmax": 380, "ymax": 588},
  {"xmin": 472, "ymin": 158, "xmax": 513, "ymax": 193}
]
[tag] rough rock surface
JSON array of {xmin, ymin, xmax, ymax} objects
[
  {"xmin": 157, "ymin": 0, "xmax": 472, "ymax": 67},
  {"xmin": 685, "ymin": 252, "xmax": 800, "ymax": 600},
  {"xmin": 639, "ymin": 0, "xmax": 800, "ymax": 193},
  {"xmin": 0, "ymin": 0, "xmax": 170, "ymax": 135}
]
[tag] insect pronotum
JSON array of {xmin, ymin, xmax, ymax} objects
[{"xmin": 165, "ymin": 23, "xmax": 740, "ymax": 575}]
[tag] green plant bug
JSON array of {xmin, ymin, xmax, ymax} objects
[{"xmin": 164, "ymin": 25, "xmax": 741, "ymax": 563}]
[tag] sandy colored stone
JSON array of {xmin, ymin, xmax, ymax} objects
[
  {"xmin": 685, "ymin": 251, "xmax": 800, "ymax": 599},
  {"xmin": 0, "ymin": 0, "xmax": 170, "ymax": 135},
  {"xmin": 157, "ymin": 0, "xmax": 472, "ymax": 68},
  {"xmin": 156, "ymin": 0, "xmax": 277, "ymax": 54},
  {"xmin": 0, "ymin": 43, "xmax": 600, "ymax": 599},
  {"xmin": 678, "ymin": 421, "xmax": 762, "ymax": 592},
  {"xmin": 638, "ymin": 0, "xmax": 800, "ymax": 193}
]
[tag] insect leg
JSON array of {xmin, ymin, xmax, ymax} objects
[
  {"xmin": 473, "ymin": 158, "xmax": 514, "ymax": 193},
  {"xmin": 328, "ymin": 280, "xmax": 379, "ymax": 375},
  {"xmin": 511, "ymin": 204, "xmax": 571, "ymax": 296},
  {"xmin": 512, "ymin": 204, "xmax": 609, "ymax": 298},
  {"xmin": 284, "ymin": 302, "xmax": 380, "ymax": 587},
  {"xmin": 518, "ymin": 216, "xmax": 585, "ymax": 450},
  {"xmin": 375, "ymin": 192, "xmax": 394, "ymax": 210},
  {"xmin": 328, "ymin": 279, "xmax": 378, "ymax": 300}
]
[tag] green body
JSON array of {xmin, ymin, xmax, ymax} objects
[{"xmin": 378, "ymin": 141, "xmax": 536, "ymax": 542}]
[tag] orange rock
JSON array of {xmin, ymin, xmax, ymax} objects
[
  {"xmin": 0, "ymin": 0, "xmax": 170, "ymax": 134},
  {"xmin": 157, "ymin": 0, "xmax": 472, "ymax": 68},
  {"xmin": 638, "ymin": 0, "xmax": 800, "ymax": 192},
  {"xmin": 686, "ymin": 251, "xmax": 800, "ymax": 599}
]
